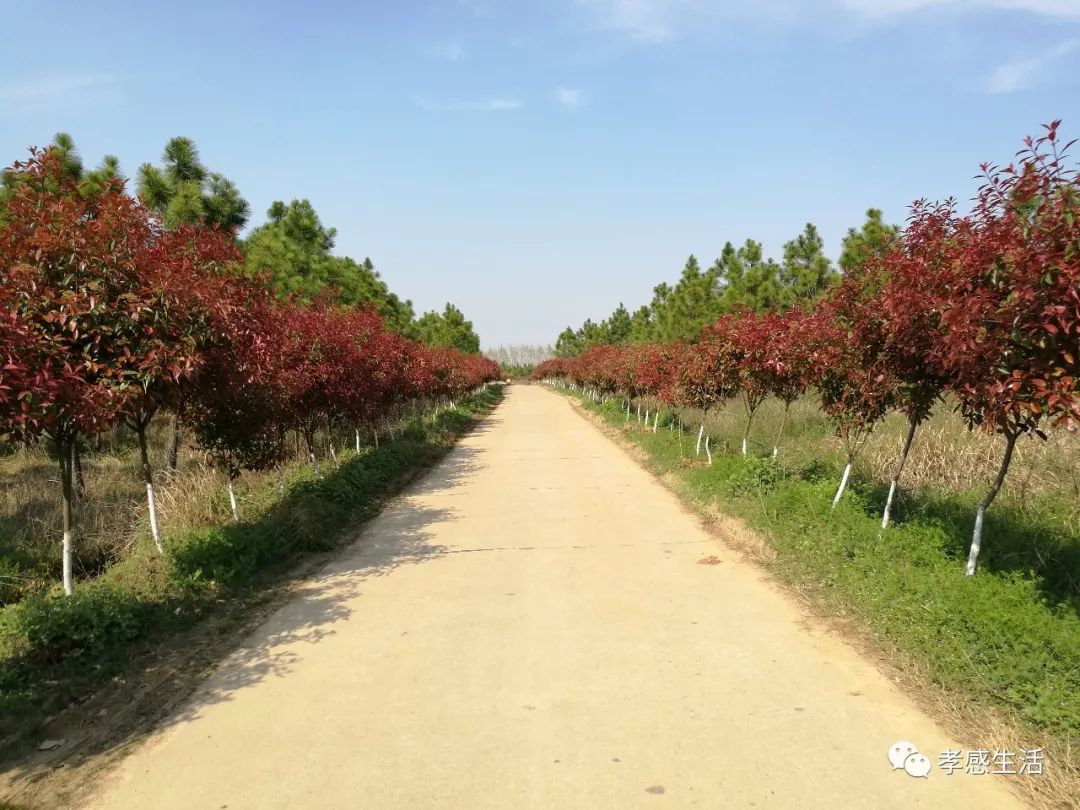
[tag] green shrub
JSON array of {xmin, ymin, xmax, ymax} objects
[
  {"xmin": 4, "ymin": 588, "xmax": 146, "ymax": 665},
  {"xmin": 724, "ymin": 455, "xmax": 786, "ymax": 496}
]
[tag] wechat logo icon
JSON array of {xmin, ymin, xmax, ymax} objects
[{"xmin": 889, "ymin": 741, "xmax": 932, "ymax": 778}]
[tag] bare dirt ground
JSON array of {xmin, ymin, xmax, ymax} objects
[{"xmin": 80, "ymin": 385, "xmax": 1024, "ymax": 809}]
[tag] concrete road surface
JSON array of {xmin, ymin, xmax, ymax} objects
[{"xmin": 89, "ymin": 385, "xmax": 1025, "ymax": 809}]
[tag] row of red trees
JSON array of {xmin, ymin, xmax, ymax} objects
[
  {"xmin": 534, "ymin": 122, "xmax": 1079, "ymax": 575},
  {"xmin": 0, "ymin": 150, "xmax": 500, "ymax": 594}
]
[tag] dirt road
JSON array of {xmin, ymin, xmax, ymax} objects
[{"xmin": 89, "ymin": 385, "xmax": 1025, "ymax": 809}]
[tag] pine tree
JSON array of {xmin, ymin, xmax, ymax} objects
[
  {"xmin": 136, "ymin": 137, "xmax": 250, "ymax": 231},
  {"xmin": 604, "ymin": 303, "xmax": 633, "ymax": 344},
  {"xmin": 839, "ymin": 208, "xmax": 900, "ymax": 275}
]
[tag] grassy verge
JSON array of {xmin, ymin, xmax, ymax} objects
[
  {"xmin": 0, "ymin": 385, "xmax": 503, "ymax": 746},
  {"xmin": 571, "ymin": 390, "xmax": 1078, "ymax": 808}
]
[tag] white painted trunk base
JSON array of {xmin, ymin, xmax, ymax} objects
[
  {"xmin": 146, "ymin": 482, "xmax": 163, "ymax": 553},
  {"xmin": 881, "ymin": 480, "xmax": 898, "ymax": 530},
  {"xmin": 832, "ymin": 462, "xmax": 852, "ymax": 508},
  {"xmin": 228, "ymin": 479, "xmax": 240, "ymax": 523},
  {"xmin": 966, "ymin": 507, "xmax": 986, "ymax": 576},
  {"xmin": 62, "ymin": 529, "xmax": 74, "ymax": 596}
]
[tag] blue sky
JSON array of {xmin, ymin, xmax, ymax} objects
[{"xmin": 2, "ymin": 0, "xmax": 1078, "ymax": 347}]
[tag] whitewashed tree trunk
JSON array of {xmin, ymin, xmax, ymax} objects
[
  {"xmin": 881, "ymin": 415, "xmax": 919, "ymax": 529},
  {"xmin": 60, "ymin": 445, "xmax": 74, "ymax": 595},
  {"xmin": 328, "ymin": 440, "xmax": 339, "ymax": 468},
  {"xmin": 227, "ymin": 478, "xmax": 240, "ymax": 523},
  {"xmin": 741, "ymin": 398, "xmax": 758, "ymax": 457},
  {"xmin": 695, "ymin": 423, "xmax": 704, "ymax": 456},
  {"xmin": 653, "ymin": 410, "xmax": 659, "ymax": 433},
  {"xmin": 705, "ymin": 434, "xmax": 713, "ymax": 466},
  {"xmin": 832, "ymin": 459, "xmax": 853, "ymax": 508},
  {"xmin": 136, "ymin": 424, "xmax": 163, "ymax": 553},
  {"xmin": 355, "ymin": 427, "xmax": 361, "ymax": 453},
  {"xmin": 625, "ymin": 400, "xmax": 631, "ymax": 420},
  {"xmin": 146, "ymin": 482, "xmax": 162, "ymax": 550},
  {"xmin": 374, "ymin": 428, "xmax": 379, "ymax": 449},
  {"xmin": 637, "ymin": 403, "xmax": 642, "ymax": 422},
  {"xmin": 966, "ymin": 431, "xmax": 1019, "ymax": 576},
  {"xmin": 773, "ymin": 402, "xmax": 791, "ymax": 459}
]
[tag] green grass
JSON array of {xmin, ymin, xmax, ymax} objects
[
  {"xmin": 581, "ymin": 394, "xmax": 1080, "ymax": 743},
  {"xmin": 0, "ymin": 386, "xmax": 503, "ymax": 738}
]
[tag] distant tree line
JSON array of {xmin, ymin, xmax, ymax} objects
[
  {"xmin": 555, "ymin": 213, "xmax": 897, "ymax": 357},
  {"xmin": 10, "ymin": 134, "xmax": 484, "ymax": 353},
  {"xmin": 0, "ymin": 141, "xmax": 499, "ymax": 595}
]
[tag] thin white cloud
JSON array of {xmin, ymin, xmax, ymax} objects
[
  {"xmin": 431, "ymin": 41, "xmax": 466, "ymax": 61},
  {"xmin": 573, "ymin": 0, "xmax": 1080, "ymax": 44},
  {"xmin": 839, "ymin": 0, "xmax": 1080, "ymax": 17},
  {"xmin": 986, "ymin": 39, "xmax": 1078, "ymax": 93},
  {"xmin": 578, "ymin": 0, "xmax": 684, "ymax": 41},
  {"xmin": 0, "ymin": 72, "xmax": 121, "ymax": 119},
  {"xmin": 414, "ymin": 96, "xmax": 523, "ymax": 111},
  {"xmin": 0, "ymin": 73, "xmax": 117, "ymax": 104},
  {"xmin": 554, "ymin": 87, "xmax": 587, "ymax": 107}
]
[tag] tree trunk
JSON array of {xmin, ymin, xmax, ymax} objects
[
  {"xmin": 277, "ymin": 468, "xmax": 286, "ymax": 496},
  {"xmin": 328, "ymin": 438, "xmax": 339, "ymax": 468},
  {"xmin": 695, "ymin": 423, "xmax": 705, "ymax": 456},
  {"xmin": 881, "ymin": 415, "xmax": 919, "ymax": 530},
  {"xmin": 741, "ymin": 396, "xmax": 759, "ymax": 456},
  {"xmin": 227, "ymin": 477, "xmax": 240, "ymax": 523},
  {"xmin": 355, "ymin": 427, "xmax": 361, "ymax": 454},
  {"xmin": 59, "ymin": 442, "xmax": 75, "ymax": 596},
  {"xmin": 305, "ymin": 431, "xmax": 319, "ymax": 478},
  {"xmin": 637, "ymin": 403, "xmax": 642, "ymax": 423},
  {"xmin": 136, "ymin": 424, "xmax": 164, "ymax": 553},
  {"xmin": 166, "ymin": 414, "xmax": 181, "ymax": 471},
  {"xmin": 832, "ymin": 457, "xmax": 853, "ymax": 508},
  {"xmin": 705, "ymin": 434, "xmax": 713, "ymax": 466},
  {"xmin": 652, "ymin": 410, "xmax": 659, "ymax": 433},
  {"xmin": 374, "ymin": 428, "xmax": 379, "ymax": 449},
  {"xmin": 773, "ymin": 401, "xmax": 791, "ymax": 459},
  {"xmin": 72, "ymin": 440, "xmax": 86, "ymax": 500},
  {"xmin": 625, "ymin": 400, "xmax": 631, "ymax": 421},
  {"xmin": 966, "ymin": 430, "xmax": 1019, "ymax": 576}
]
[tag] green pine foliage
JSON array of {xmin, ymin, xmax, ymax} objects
[
  {"xmin": 559, "ymin": 215, "xmax": 889, "ymax": 350},
  {"xmin": 137, "ymin": 136, "xmax": 250, "ymax": 231},
  {"xmin": 409, "ymin": 303, "xmax": 481, "ymax": 354}
]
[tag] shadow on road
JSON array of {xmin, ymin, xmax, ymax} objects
[{"xmin": 0, "ymin": 436, "xmax": 491, "ymax": 808}]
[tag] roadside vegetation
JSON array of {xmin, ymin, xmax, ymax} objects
[
  {"xmin": 0, "ymin": 384, "xmax": 502, "ymax": 745},
  {"xmin": 537, "ymin": 121, "xmax": 1079, "ymax": 807},
  {"xmin": 570, "ymin": 390, "xmax": 1078, "ymax": 807},
  {"xmin": 0, "ymin": 132, "xmax": 503, "ymax": 760}
]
